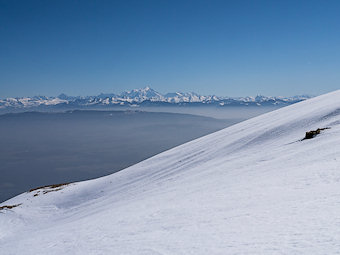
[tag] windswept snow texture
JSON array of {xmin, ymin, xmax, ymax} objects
[{"xmin": 1, "ymin": 90, "xmax": 340, "ymax": 254}]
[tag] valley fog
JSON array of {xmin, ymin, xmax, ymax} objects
[{"xmin": 0, "ymin": 106, "xmax": 278, "ymax": 202}]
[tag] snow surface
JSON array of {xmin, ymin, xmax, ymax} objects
[{"xmin": 1, "ymin": 90, "xmax": 340, "ymax": 254}]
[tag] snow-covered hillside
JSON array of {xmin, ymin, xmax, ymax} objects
[{"xmin": 1, "ymin": 90, "xmax": 340, "ymax": 254}]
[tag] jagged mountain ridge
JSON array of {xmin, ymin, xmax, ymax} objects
[{"xmin": 0, "ymin": 86, "xmax": 312, "ymax": 110}]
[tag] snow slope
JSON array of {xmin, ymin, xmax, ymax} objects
[{"xmin": 1, "ymin": 90, "xmax": 340, "ymax": 254}]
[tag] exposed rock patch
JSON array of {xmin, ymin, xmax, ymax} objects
[
  {"xmin": 29, "ymin": 183, "xmax": 71, "ymax": 197},
  {"xmin": 303, "ymin": 127, "xmax": 330, "ymax": 140},
  {"xmin": 0, "ymin": 204, "xmax": 21, "ymax": 211}
]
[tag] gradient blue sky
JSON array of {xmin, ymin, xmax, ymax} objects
[{"xmin": 1, "ymin": 0, "xmax": 340, "ymax": 97}]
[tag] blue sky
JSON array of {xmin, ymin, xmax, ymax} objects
[{"xmin": 1, "ymin": 0, "xmax": 340, "ymax": 97}]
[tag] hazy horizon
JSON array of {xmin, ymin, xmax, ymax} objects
[{"xmin": 0, "ymin": 86, "xmax": 316, "ymax": 99}]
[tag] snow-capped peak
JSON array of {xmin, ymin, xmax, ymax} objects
[{"xmin": 0, "ymin": 87, "xmax": 313, "ymax": 111}]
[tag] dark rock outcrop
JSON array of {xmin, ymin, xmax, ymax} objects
[{"xmin": 303, "ymin": 127, "xmax": 330, "ymax": 140}]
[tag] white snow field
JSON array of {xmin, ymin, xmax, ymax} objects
[{"xmin": 1, "ymin": 90, "xmax": 340, "ymax": 254}]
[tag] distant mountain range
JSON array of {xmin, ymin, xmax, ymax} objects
[{"xmin": 0, "ymin": 86, "xmax": 312, "ymax": 111}]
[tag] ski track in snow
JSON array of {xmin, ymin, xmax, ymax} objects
[{"xmin": 1, "ymin": 90, "xmax": 340, "ymax": 254}]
